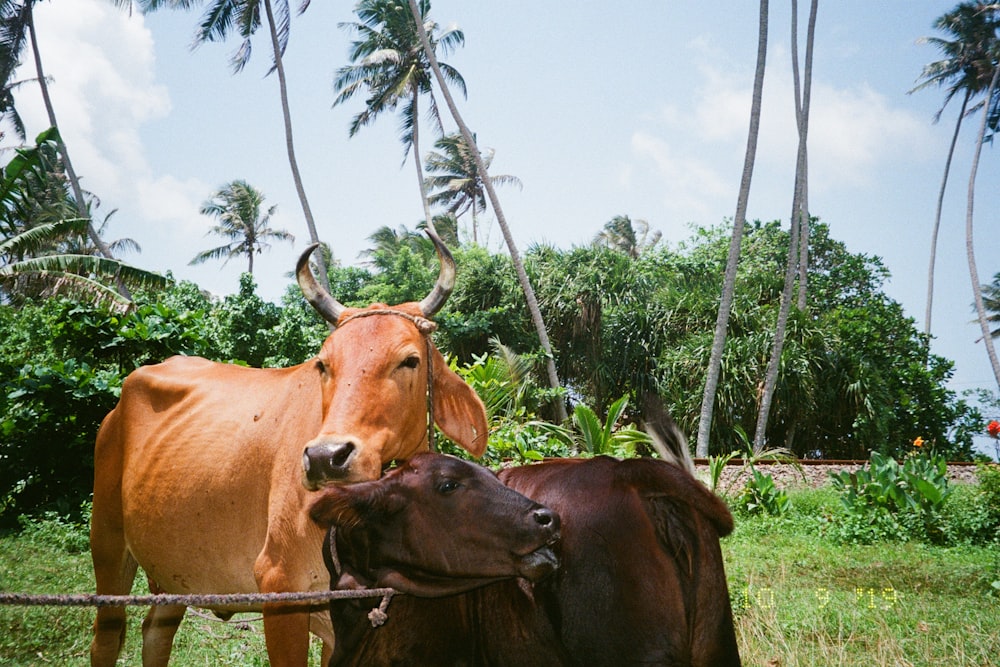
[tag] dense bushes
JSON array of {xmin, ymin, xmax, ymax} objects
[
  {"xmin": 0, "ymin": 220, "xmax": 991, "ymax": 525},
  {"xmin": 716, "ymin": 449, "xmax": 999, "ymax": 547},
  {"xmin": 829, "ymin": 451, "xmax": 952, "ymax": 543},
  {"xmin": 0, "ymin": 276, "xmax": 326, "ymax": 525}
]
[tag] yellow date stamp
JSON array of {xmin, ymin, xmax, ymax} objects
[{"xmin": 739, "ymin": 585, "xmax": 899, "ymax": 610}]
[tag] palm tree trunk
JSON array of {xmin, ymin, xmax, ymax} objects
[
  {"xmin": 926, "ymin": 90, "xmax": 969, "ymax": 336},
  {"xmin": 795, "ymin": 0, "xmax": 817, "ymax": 311},
  {"xmin": 262, "ymin": 0, "xmax": 329, "ymax": 291},
  {"xmin": 753, "ymin": 0, "xmax": 815, "ymax": 453},
  {"xmin": 696, "ymin": 0, "xmax": 768, "ymax": 457},
  {"xmin": 754, "ymin": 126, "xmax": 806, "ymax": 453},
  {"xmin": 965, "ymin": 64, "xmax": 1000, "ymax": 388},
  {"xmin": 26, "ymin": 2, "xmax": 130, "ymax": 299},
  {"xmin": 410, "ymin": 89, "xmax": 436, "ymax": 232},
  {"xmin": 406, "ymin": 0, "xmax": 567, "ymax": 422}
]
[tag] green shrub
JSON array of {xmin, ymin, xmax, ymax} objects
[
  {"xmin": 738, "ymin": 468, "xmax": 790, "ymax": 516},
  {"xmin": 937, "ymin": 483, "xmax": 998, "ymax": 546},
  {"xmin": 828, "ymin": 451, "xmax": 954, "ymax": 544},
  {"xmin": 16, "ymin": 501, "xmax": 91, "ymax": 554},
  {"xmin": 1, "ymin": 360, "xmax": 118, "ymax": 525},
  {"xmin": 975, "ymin": 463, "xmax": 1000, "ymax": 525}
]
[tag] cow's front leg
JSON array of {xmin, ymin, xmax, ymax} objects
[
  {"xmin": 256, "ymin": 546, "xmax": 312, "ymax": 667},
  {"xmin": 262, "ymin": 602, "xmax": 312, "ymax": 667}
]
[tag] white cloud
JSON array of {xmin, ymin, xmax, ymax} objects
[
  {"xmin": 629, "ymin": 131, "xmax": 731, "ymax": 222},
  {"xmin": 626, "ymin": 50, "xmax": 934, "ymax": 226},
  {"xmin": 9, "ymin": 1, "xmax": 215, "ymax": 272},
  {"xmin": 135, "ymin": 174, "xmax": 207, "ymax": 230}
]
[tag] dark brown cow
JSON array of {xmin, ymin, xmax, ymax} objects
[
  {"xmin": 89, "ymin": 231, "xmax": 488, "ymax": 667},
  {"xmin": 312, "ymin": 454, "xmax": 741, "ymax": 666},
  {"xmin": 309, "ymin": 452, "xmax": 560, "ymax": 597}
]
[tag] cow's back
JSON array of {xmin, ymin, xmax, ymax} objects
[
  {"xmin": 500, "ymin": 457, "xmax": 741, "ymax": 667},
  {"xmin": 93, "ymin": 355, "xmax": 328, "ymax": 601}
]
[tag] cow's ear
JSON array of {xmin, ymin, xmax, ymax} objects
[
  {"xmin": 308, "ymin": 488, "xmax": 368, "ymax": 529},
  {"xmin": 430, "ymin": 347, "xmax": 489, "ymax": 457}
]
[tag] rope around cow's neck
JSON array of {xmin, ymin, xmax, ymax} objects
[{"xmin": 334, "ymin": 309, "xmax": 438, "ymax": 452}]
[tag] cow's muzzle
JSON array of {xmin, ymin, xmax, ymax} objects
[{"xmin": 302, "ymin": 441, "xmax": 356, "ymax": 490}]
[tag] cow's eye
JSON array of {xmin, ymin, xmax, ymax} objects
[
  {"xmin": 399, "ymin": 355, "xmax": 420, "ymax": 370},
  {"xmin": 437, "ymin": 479, "xmax": 460, "ymax": 495}
]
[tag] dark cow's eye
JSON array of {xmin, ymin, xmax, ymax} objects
[
  {"xmin": 437, "ymin": 479, "xmax": 460, "ymax": 495},
  {"xmin": 399, "ymin": 355, "xmax": 420, "ymax": 370}
]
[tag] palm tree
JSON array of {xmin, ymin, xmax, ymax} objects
[
  {"xmin": 1, "ymin": 129, "xmax": 167, "ymax": 307},
  {"xmin": 190, "ymin": 179, "xmax": 293, "ymax": 275},
  {"xmin": 0, "ymin": 74, "xmax": 28, "ymax": 144},
  {"xmin": 753, "ymin": 0, "xmax": 817, "ymax": 453},
  {"xmin": 981, "ymin": 271, "xmax": 1000, "ymax": 340},
  {"xmin": 0, "ymin": 1, "xmax": 123, "ymax": 271},
  {"xmin": 964, "ymin": 50, "xmax": 1000, "ymax": 388},
  {"xmin": 0, "ymin": 218, "xmax": 167, "ymax": 308},
  {"xmin": 424, "ymin": 132, "xmax": 520, "ymax": 245},
  {"xmin": 592, "ymin": 215, "xmax": 661, "ymax": 259},
  {"xmin": 140, "ymin": 0, "xmax": 330, "ymax": 290},
  {"xmin": 696, "ymin": 0, "xmax": 769, "ymax": 457},
  {"xmin": 793, "ymin": 0, "xmax": 817, "ymax": 310},
  {"xmin": 912, "ymin": 1, "xmax": 1000, "ymax": 337},
  {"xmin": 360, "ymin": 222, "xmax": 424, "ymax": 269},
  {"xmin": 335, "ymin": 0, "xmax": 465, "ymax": 234},
  {"xmin": 406, "ymin": 0, "xmax": 567, "ymax": 422}
]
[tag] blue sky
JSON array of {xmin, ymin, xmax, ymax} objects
[{"xmin": 10, "ymin": 1, "xmax": 1000, "ymax": 450}]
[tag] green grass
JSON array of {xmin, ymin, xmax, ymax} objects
[
  {"xmin": 724, "ymin": 487, "xmax": 1000, "ymax": 666},
  {"xmin": 0, "ymin": 523, "xmax": 321, "ymax": 665},
  {"xmin": 1, "ymin": 487, "xmax": 998, "ymax": 666}
]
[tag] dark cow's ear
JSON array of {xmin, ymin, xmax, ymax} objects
[
  {"xmin": 308, "ymin": 481, "xmax": 409, "ymax": 530},
  {"xmin": 308, "ymin": 489, "xmax": 367, "ymax": 529}
]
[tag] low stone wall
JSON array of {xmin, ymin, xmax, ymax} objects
[{"xmin": 692, "ymin": 461, "xmax": 983, "ymax": 491}]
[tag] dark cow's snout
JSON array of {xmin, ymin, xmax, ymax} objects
[
  {"xmin": 531, "ymin": 505, "xmax": 560, "ymax": 550},
  {"xmin": 532, "ymin": 506, "xmax": 558, "ymax": 531},
  {"xmin": 302, "ymin": 441, "xmax": 356, "ymax": 490},
  {"xmin": 516, "ymin": 503, "xmax": 561, "ymax": 581}
]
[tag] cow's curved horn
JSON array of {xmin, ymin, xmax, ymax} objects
[
  {"xmin": 297, "ymin": 244, "xmax": 346, "ymax": 325},
  {"xmin": 418, "ymin": 227, "xmax": 456, "ymax": 317}
]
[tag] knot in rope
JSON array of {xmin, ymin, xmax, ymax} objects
[{"xmin": 367, "ymin": 591, "xmax": 395, "ymax": 627}]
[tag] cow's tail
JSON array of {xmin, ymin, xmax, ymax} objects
[{"xmin": 641, "ymin": 392, "xmax": 696, "ymax": 476}]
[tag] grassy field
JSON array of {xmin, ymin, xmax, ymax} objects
[
  {"xmin": 1, "ymin": 487, "xmax": 998, "ymax": 666},
  {"xmin": 723, "ymin": 489, "xmax": 1000, "ymax": 666}
]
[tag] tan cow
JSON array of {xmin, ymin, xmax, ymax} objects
[{"xmin": 89, "ymin": 232, "xmax": 488, "ymax": 667}]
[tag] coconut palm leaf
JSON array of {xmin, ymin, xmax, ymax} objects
[{"xmin": 1, "ymin": 250, "xmax": 169, "ymax": 310}]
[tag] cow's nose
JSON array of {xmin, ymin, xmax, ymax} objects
[{"xmin": 302, "ymin": 442, "xmax": 355, "ymax": 489}]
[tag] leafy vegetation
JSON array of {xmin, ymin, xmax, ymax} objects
[
  {"xmin": 725, "ymin": 492, "xmax": 1000, "ymax": 667},
  {"xmin": 829, "ymin": 451, "xmax": 954, "ymax": 544},
  {"xmin": 739, "ymin": 468, "xmax": 791, "ymax": 516},
  {"xmin": 0, "ymin": 219, "xmax": 988, "ymax": 524},
  {"xmin": 2, "ymin": 483, "xmax": 998, "ymax": 665}
]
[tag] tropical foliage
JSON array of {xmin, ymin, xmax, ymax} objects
[
  {"xmin": 0, "ymin": 1, "xmax": 995, "ymax": 540},
  {"xmin": 0, "ymin": 129, "xmax": 167, "ymax": 309},
  {"xmin": 190, "ymin": 179, "xmax": 293, "ymax": 276},
  {"xmin": 424, "ymin": 132, "xmax": 521, "ymax": 244}
]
